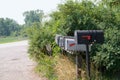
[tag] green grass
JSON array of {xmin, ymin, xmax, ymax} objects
[{"xmin": 0, "ymin": 37, "xmax": 27, "ymax": 44}]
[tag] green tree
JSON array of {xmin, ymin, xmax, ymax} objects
[
  {"xmin": 23, "ymin": 10, "xmax": 44, "ymax": 26},
  {"xmin": 0, "ymin": 18, "xmax": 20, "ymax": 37}
]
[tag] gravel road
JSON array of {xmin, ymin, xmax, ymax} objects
[{"xmin": 0, "ymin": 40, "xmax": 45, "ymax": 80}]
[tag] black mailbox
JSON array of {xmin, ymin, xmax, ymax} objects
[{"xmin": 74, "ymin": 30, "xmax": 104, "ymax": 44}]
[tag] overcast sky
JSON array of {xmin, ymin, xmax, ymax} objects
[{"xmin": 0, "ymin": 0, "xmax": 61, "ymax": 24}]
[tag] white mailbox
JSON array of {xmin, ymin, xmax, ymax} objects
[
  {"xmin": 59, "ymin": 36, "xmax": 64, "ymax": 48},
  {"xmin": 55, "ymin": 34, "xmax": 62, "ymax": 45},
  {"xmin": 55, "ymin": 35, "xmax": 74, "ymax": 49},
  {"xmin": 62, "ymin": 36, "xmax": 74, "ymax": 49},
  {"xmin": 65, "ymin": 38, "xmax": 91, "ymax": 52},
  {"xmin": 55, "ymin": 35, "xmax": 65, "ymax": 48}
]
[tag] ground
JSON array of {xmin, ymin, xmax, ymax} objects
[{"xmin": 0, "ymin": 40, "xmax": 46, "ymax": 80}]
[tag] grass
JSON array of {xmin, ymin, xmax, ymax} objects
[
  {"xmin": 29, "ymin": 49, "xmax": 120, "ymax": 80},
  {"xmin": 53, "ymin": 54, "xmax": 120, "ymax": 80},
  {"xmin": 54, "ymin": 55, "xmax": 76, "ymax": 80},
  {"xmin": 35, "ymin": 55, "xmax": 57, "ymax": 80},
  {"xmin": 0, "ymin": 36, "xmax": 27, "ymax": 44},
  {"xmin": 35, "ymin": 54, "xmax": 76, "ymax": 80}
]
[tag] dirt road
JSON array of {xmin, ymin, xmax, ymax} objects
[{"xmin": 0, "ymin": 40, "xmax": 44, "ymax": 80}]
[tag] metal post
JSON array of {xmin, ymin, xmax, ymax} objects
[
  {"xmin": 86, "ymin": 44, "xmax": 91, "ymax": 80},
  {"xmin": 76, "ymin": 54, "xmax": 82, "ymax": 80}
]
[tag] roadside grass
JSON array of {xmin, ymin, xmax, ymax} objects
[
  {"xmin": 34, "ymin": 54, "xmax": 76, "ymax": 80},
  {"xmin": 35, "ymin": 55, "xmax": 57, "ymax": 80},
  {"xmin": 31, "ymin": 51, "xmax": 120, "ymax": 80},
  {"xmin": 0, "ymin": 36, "xmax": 27, "ymax": 44},
  {"xmin": 54, "ymin": 55, "xmax": 76, "ymax": 80}
]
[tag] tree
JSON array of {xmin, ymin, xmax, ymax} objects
[
  {"xmin": 23, "ymin": 10, "xmax": 44, "ymax": 26},
  {"xmin": 0, "ymin": 18, "xmax": 20, "ymax": 37}
]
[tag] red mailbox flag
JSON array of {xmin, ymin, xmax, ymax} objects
[
  {"xmin": 69, "ymin": 43, "xmax": 75, "ymax": 47},
  {"xmin": 82, "ymin": 35, "xmax": 91, "ymax": 40}
]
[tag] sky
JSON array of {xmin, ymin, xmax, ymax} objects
[{"xmin": 0, "ymin": 0, "xmax": 61, "ymax": 24}]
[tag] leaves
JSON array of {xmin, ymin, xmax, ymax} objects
[
  {"xmin": 23, "ymin": 10, "xmax": 44, "ymax": 27},
  {"xmin": 0, "ymin": 18, "xmax": 20, "ymax": 37},
  {"xmin": 28, "ymin": 0, "xmax": 120, "ymax": 75}
]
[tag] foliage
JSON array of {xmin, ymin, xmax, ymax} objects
[
  {"xmin": 0, "ymin": 18, "xmax": 21, "ymax": 37},
  {"xmin": 28, "ymin": 23, "xmax": 55, "ymax": 59},
  {"xmin": 35, "ymin": 55, "xmax": 57, "ymax": 80},
  {"xmin": 23, "ymin": 10, "xmax": 44, "ymax": 27},
  {"xmin": 91, "ymin": 0, "xmax": 120, "ymax": 72},
  {"xmin": 50, "ymin": 0, "xmax": 120, "ymax": 72},
  {"xmin": 50, "ymin": 0, "xmax": 102, "ymax": 36},
  {"xmin": 93, "ymin": 28, "xmax": 120, "ymax": 71},
  {"xmin": 27, "ymin": 22, "xmax": 60, "ymax": 80},
  {"xmin": 22, "ymin": 10, "xmax": 44, "ymax": 38},
  {"xmin": 28, "ymin": 0, "xmax": 120, "ymax": 79}
]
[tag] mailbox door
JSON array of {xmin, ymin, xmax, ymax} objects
[
  {"xmin": 65, "ymin": 38, "xmax": 75, "ymax": 51},
  {"xmin": 75, "ymin": 30, "xmax": 104, "ymax": 44},
  {"xmin": 65, "ymin": 38, "xmax": 91, "ymax": 52},
  {"xmin": 75, "ymin": 30, "xmax": 91, "ymax": 44}
]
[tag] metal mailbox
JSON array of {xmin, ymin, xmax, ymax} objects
[
  {"xmin": 55, "ymin": 35, "xmax": 74, "ymax": 49},
  {"xmin": 59, "ymin": 36, "xmax": 64, "ymax": 48},
  {"xmin": 74, "ymin": 30, "xmax": 104, "ymax": 44},
  {"xmin": 55, "ymin": 35, "xmax": 65, "ymax": 48},
  {"xmin": 64, "ymin": 38, "xmax": 91, "ymax": 52},
  {"xmin": 55, "ymin": 34, "xmax": 62, "ymax": 45}
]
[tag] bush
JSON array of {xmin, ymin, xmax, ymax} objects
[
  {"xmin": 92, "ymin": 27, "xmax": 120, "ymax": 72},
  {"xmin": 28, "ymin": 0, "xmax": 120, "ymax": 79},
  {"xmin": 28, "ymin": 23, "xmax": 55, "ymax": 59},
  {"xmin": 27, "ymin": 22, "xmax": 63, "ymax": 80}
]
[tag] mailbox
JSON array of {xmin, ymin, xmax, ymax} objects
[
  {"xmin": 74, "ymin": 30, "xmax": 104, "ymax": 44},
  {"xmin": 63, "ymin": 36, "xmax": 75, "ymax": 49},
  {"xmin": 55, "ymin": 35, "xmax": 65, "ymax": 48},
  {"xmin": 55, "ymin": 35, "xmax": 66, "ymax": 49},
  {"xmin": 55, "ymin": 35, "xmax": 74, "ymax": 49},
  {"xmin": 58, "ymin": 36, "xmax": 64, "ymax": 48},
  {"xmin": 55, "ymin": 34, "xmax": 62, "ymax": 45},
  {"xmin": 65, "ymin": 38, "xmax": 91, "ymax": 52}
]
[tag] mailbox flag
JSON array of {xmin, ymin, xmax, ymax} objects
[
  {"xmin": 82, "ymin": 35, "xmax": 91, "ymax": 40},
  {"xmin": 69, "ymin": 43, "xmax": 75, "ymax": 47}
]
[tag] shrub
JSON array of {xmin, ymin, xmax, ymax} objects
[{"xmin": 28, "ymin": 0, "xmax": 120, "ymax": 79}]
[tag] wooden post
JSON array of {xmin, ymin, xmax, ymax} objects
[{"xmin": 76, "ymin": 53, "xmax": 82, "ymax": 80}]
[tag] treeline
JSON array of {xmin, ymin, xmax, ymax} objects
[
  {"xmin": 0, "ymin": 18, "xmax": 21, "ymax": 37},
  {"xmin": 0, "ymin": 9, "xmax": 43, "ymax": 38}
]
